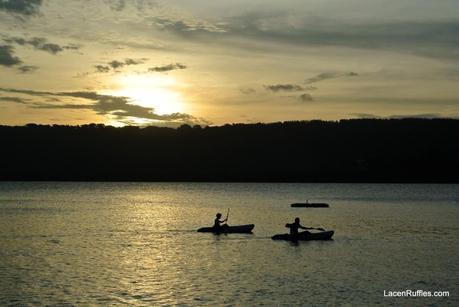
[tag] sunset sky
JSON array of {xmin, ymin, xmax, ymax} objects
[{"xmin": 1, "ymin": 0, "xmax": 458, "ymax": 126}]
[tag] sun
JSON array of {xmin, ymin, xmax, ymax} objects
[{"xmin": 108, "ymin": 74, "xmax": 186, "ymax": 115}]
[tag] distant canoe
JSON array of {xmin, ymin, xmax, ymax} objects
[
  {"xmin": 197, "ymin": 224, "xmax": 254, "ymax": 234},
  {"xmin": 272, "ymin": 230, "xmax": 334, "ymax": 241},
  {"xmin": 291, "ymin": 203, "xmax": 329, "ymax": 208}
]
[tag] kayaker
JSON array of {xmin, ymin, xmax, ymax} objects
[
  {"xmin": 286, "ymin": 217, "xmax": 310, "ymax": 238},
  {"xmin": 214, "ymin": 213, "xmax": 228, "ymax": 231}
]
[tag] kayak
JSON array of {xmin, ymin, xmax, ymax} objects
[
  {"xmin": 272, "ymin": 230, "xmax": 334, "ymax": 241},
  {"xmin": 197, "ymin": 224, "xmax": 255, "ymax": 234},
  {"xmin": 291, "ymin": 203, "xmax": 329, "ymax": 208}
]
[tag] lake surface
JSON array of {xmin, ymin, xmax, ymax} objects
[{"xmin": 0, "ymin": 182, "xmax": 458, "ymax": 305}]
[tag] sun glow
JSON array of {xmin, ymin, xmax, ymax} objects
[{"xmin": 111, "ymin": 74, "xmax": 186, "ymax": 115}]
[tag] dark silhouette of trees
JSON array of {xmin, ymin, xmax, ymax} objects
[{"xmin": 0, "ymin": 118, "xmax": 458, "ymax": 182}]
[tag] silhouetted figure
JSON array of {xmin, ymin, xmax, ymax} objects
[
  {"xmin": 213, "ymin": 213, "xmax": 228, "ymax": 231},
  {"xmin": 286, "ymin": 217, "xmax": 310, "ymax": 239}
]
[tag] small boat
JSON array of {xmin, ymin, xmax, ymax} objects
[
  {"xmin": 291, "ymin": 202, "xmax": 329, "ymax": 208},
  {"xmin": 197, "ymin": 224, "xmax": 255, "ymax": 234},
  {"xmin": 271, "ymin": 230, "xmax": 334, "ymax": 241}
]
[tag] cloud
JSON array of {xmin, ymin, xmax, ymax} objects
[
  {"xmin": 95, "ymin": 58, "xmax": 147, "ymax": 73},
  {"xmin": 0, "ymin": 88, "xmax": 54, "ymax": 96},
  {"xmin": 108, "ymin": 60, "xmax": 125, "ymax": 69},
  {"xmin": 155, "ymin": 11, "xmax": 459, "ymax": 60},
  {"xmin": 18, "ymin": 65, "xmax": 38, "ymax": 73},
  {"xmin": 229, "ymin": 13, "xmax": 459, "ymax": 59},
  {"xmin": 305, "ymin": 73, "xmax": 337, "ymax": 84},
  {"xmin": 0, "ymin": 88, "xmax": 208, "ymax": 125},
  {"xmin": 264, "ymin": 84, "xmax": 313, "ymax": 92},
  {"xmin": 305, "ymin": 72, "xmax": 358, "ymax": 84},
  {"xmin": 0, "ymin": 96, "xmax": 29, "ymax": 104},
  {"xmin": 153, "ymin": 17, "xmax": 227, "ymax": 35},
  {"xmin": 388, "ymin": 113, "xmax": 448, "ymax": 119},
  {"xmin": 0, "ymin": 45, "xmax": 21, "ymax": 66},
  {"xmin": 350, "ymin": 113, "xmax": 455, "ymax": 120},
  {"xmin": 124, "ymin": 58, "xmax": 145, "ymax": 65},
  {"xmin": 37, "ymin": 92, "xmax": 207, "ymax": 124},
  {"xmin": 94, "ymin": 65, "xmax": 110, "ymax": 73},
  {"xmin": 0, "ymin": 0, "xmax": 42, "ymax": 16},
  {"xmin": 264, "ymin": 83, "xmax": 317, "ymax": 103},
  {"xmin": 299, "ymin": 93, "xmax": 313, "ymax": 102},
  {"xmin": 108, "ymin": 0, "xmax": 126, "ymax": 11},
  {"xmin": 264, "ymin": 82, "xmax": 318, "ymax": 102},
  {"xmin": 63, "ymin": 44, "xmax": 80, "ymax": 51},
  {"xmin": 4, "ymin": 37, "xmax": 80, "ymax": 55},
  {"xmin": 106, "ymin": 0, "xmax": 158, "ymax": 12},
  {"xmin": 350, "ymin": 113, "xmax": 381, "ymax": 119},
  {"xmin": 148, "ymin": 63, "xmax": 186, "ymax": 72},
  {"xmin": 240, "ymin": 87, "xmax": 256, "ymax": 95}
]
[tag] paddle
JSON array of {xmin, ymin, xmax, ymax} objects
[
  {"xmin": 312, "ymin": 227, "xmax": 326, "ymax": 231},
  {"xmin": 303, "ymin": 226, "xmax": 326, "ymax": 231},
  {"xmin": 286, "ymin": 223, "xmax": 325, "ymax": 231},
  {"xmin": 226, "ymin": 208, "xmax": 230, "ymax": 223}
]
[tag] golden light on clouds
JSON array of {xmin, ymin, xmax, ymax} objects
[
  {"xmin": 106, "ymin": 115, "xmax": 157, "ymax": 127},
  {"xmin": 108, "ymin": 74, "xmax": 186, "ymax": 116}
]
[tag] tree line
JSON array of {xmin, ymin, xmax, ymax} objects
[{"xmin": 0, "ymin": 118, "xmax": 458, "ymax": 182}]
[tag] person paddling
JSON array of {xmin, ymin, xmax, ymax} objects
[
  {"xmin": 213, "ymin": 213, "xmax": 228, "ymax": 231},
  {"xmin": 286, "ymin": 217, "xmax": 311, "ymax": 239}
]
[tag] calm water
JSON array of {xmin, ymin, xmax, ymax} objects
[{"xmin": 0, "ymin": 182, "xmax": 458, "ymax": 306}]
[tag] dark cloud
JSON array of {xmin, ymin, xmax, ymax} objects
[
  {"xmin": 0, "ymin": 0, "xmax": 42, "ymax": 16},
  {"xmin": 305, "ymin": 72, "xmax": 358, "ymax": 84},
  {"xmin": 37, "ymin": 43, "xmax": 62, "ymax": 54},
  {"xmin": 108, "ymin": 60, "xmax": 125, "ymax": 69},
  {"xmin": 264, "ymin": 84, "xmax": 310, "ymax": 92},
  {"xmin": 94, "ymin": 65, "xmax": 110, "ymax": 73},
  {"xmin": 299, "ymin": 93, "xmax": 314, "ymax": 102},
  {"xmin": 0, "ymin": 96, "xmax": 29, "ymax": 104},
  {"xmin": 156, "ymin": 12, "xmax": 459, "ymax": 59},
  {"xmin": 230, "ymin": 14, "xmax": 459, "ymax": 59},
  {"xmin": 63, "ymin": 44, "xmax": 80, "ymax": 51},
  {"xmin": 153, "ymin": 17, "xmax": 226, "ymax": 35},
  {"xmin": 18, "ymin": 65, "xmax": 38, "ymax": 73},
  {"xmin": 0, "ymin": 88, "xmax": 208, "ymax": 125},
  {"xmin": 0, "ymin": 45, "xmax": 21, "ymax": 66},
  {"xmin": 95, "ymin": 58, "xmax": 147, "ymax": 73},
  {"xmin": 4, "ymin": 37, "xmax": 80, "ymax": 55},
  {"xmin": 124, "ymin": 58, "xmax": 145, "ymax": 65},
  {"xmin": 148, "ymin": 63, "xmax": 186, "ymax": 72}
]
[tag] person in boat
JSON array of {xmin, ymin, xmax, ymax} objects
[
  {"xmin": 286, "ymin": 217, "xmax": 311, "ymax": 238},
  {"xmin": 213, "ymin": 213, "xmax": 229, "ymax": 231}
]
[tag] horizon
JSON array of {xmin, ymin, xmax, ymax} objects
[
  {"xmin": 1, "ymin": 116, "xmax": 458, "ymax": 129},
  {"xmin": 0, "ymin": 117, "xmax": 459, "ymax": 129},
  {"xmin": 1, "ymin": 0, "xmax": 458, "ymax": 127}
]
